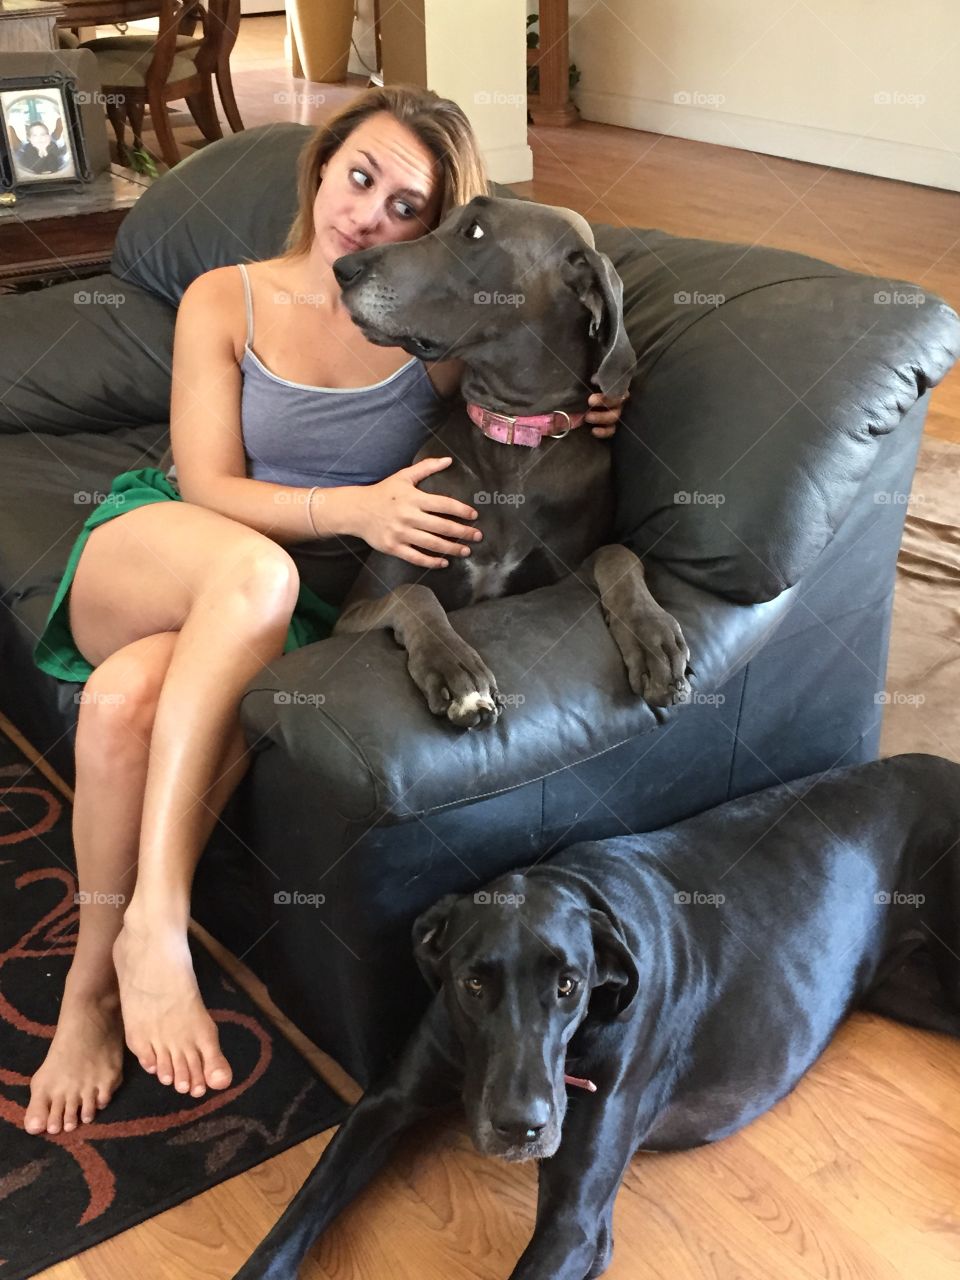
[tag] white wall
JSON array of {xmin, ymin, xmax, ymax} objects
[{"xmin": 567, "ymin": 0, "xmax": 960, "ymax": 191}]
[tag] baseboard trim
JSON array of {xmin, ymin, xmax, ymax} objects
[{"xmin": 576, "ymin": 91, "xmax": 960, "ymax": 194}]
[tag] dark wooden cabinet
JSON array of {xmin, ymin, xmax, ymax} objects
[{"xmin": 0, "ymin": 164, "xmax": 151, "ymax": 288}]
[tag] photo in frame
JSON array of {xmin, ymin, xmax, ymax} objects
[
  {"xmin": 0, "ymin": 66, "xmax": 94, "ymax": 193},
  {"xmin": 2, "ymin": 80, "xmax": 78, "ymax": 184}
]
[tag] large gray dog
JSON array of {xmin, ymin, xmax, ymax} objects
[
  {"xmin": 330, "ymin": 195, "xmax": 691, "ymax": 726},
  {"xmin": 233, "ymin": 753, "xmax": 960, "ymax": 1279}
]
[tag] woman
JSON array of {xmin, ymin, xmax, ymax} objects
[{"xmin": 24, "ymin": 85, "xmax": 625, "ymax": 1136}]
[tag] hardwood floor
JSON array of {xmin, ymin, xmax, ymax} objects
[{"xmin": 29, "ymin": 16, "xmax": 960, "ymax": 1279}]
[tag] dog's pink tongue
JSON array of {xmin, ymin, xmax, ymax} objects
[{"xmin": 564, "ymin": 1073, "xmax": 598, "ymax": 1092}]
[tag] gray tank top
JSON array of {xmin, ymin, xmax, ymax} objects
[{"xmin": 164, "ymin": 262, "xmax": 457, "ymax": 602}]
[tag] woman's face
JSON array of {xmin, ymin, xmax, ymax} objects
[
  {"xmin": 28, "ymin": 125, "xmax": 50, "ymax": 151},
  {"xmin": 311, "ymin": 111, "xmax": 444, "ymax": 267}
]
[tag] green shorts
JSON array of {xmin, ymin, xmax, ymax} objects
[{"xmin": 32, "ymin": 466, "xmax": 340, "ymax": 684}]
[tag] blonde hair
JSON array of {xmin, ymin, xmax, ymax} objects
[{"xmin": 282, "ymin": 84, "xmax": 490, "ymax": 257}]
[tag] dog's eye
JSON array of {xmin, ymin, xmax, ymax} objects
[
  {"xmin": 463, "ymin": 977, "xmax": 484, "ymax": 997},
  {"xmin": 464, "ymin": 220, "xmax": 484, "ymax": 240},
  {"xmin": 558, "ymin": 976, "xmax": 579, "ymax": 998}
]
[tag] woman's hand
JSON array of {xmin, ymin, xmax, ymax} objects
[
  {"xmin": 586, "ymin": 390, "xmax": 629, "ymax": 438},
  {"xmin": 351, "ymin": 456, "xmax": 482, "ymax": 568}
]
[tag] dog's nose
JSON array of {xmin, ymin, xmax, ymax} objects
[
  {"xmin": 492, "ymin": 1100, "xmax": 551, "ymax": 1145},
  {"xmin": 332, "ymin": 255, "xmax": 365, "ymax": 287}
]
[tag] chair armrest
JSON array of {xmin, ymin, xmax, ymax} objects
[
  {"xmin": 594, "ymin": 225, "xmax": 960, "ymax": 604},
  {"xmin": 0, "ymin": 274, "xmax": 174, "ymax": 435},
  {"xmin": 239, "ymin": 571, "xmax": 796, "ymax": 826}
]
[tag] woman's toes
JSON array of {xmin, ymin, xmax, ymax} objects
[
  {"xmin": 46, "ymin": 1095, "xmax": 66, "ymax": 1134},
  {"xmin": 24, "ymin": 1094, "xmax": 49, "ymax": 1135},
  {"xmin": 184, "ymin": 1048, "xmax": 206, "ymax": 1098},
  {"xmin": 197, "ymin": 1027, "xmax": 231, "ymax": 1090},
  {"xmin": 80, "ymin": 1089, "xmax": 99, "ymax": 1124},
  {"xmin": 202, "ymin": 1052, "xmax": 232, "ymax": 1091},
  {"xmin": 131, "ymin": 1038, "xmax": 157, "ymax": 1073},
  {"xmin": 172, "ymin": 1053, "xmax": 192, "ymax": 1094},
  {"xmin": 155, "ymin": 1048, "xmax": 175, "ymax": 1087},
  {"xmin": 61, "ymin": 1093, "xmax": 81, "ymax": 1132}
]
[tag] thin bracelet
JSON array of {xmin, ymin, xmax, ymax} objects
[{"xmin": 306, "ymin": 486, "xmax": 321, "ymax": 537}]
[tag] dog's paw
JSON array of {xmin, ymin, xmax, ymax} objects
[
  {"xmin": 447, "ymin": 688, "xmax": 501, "ymax": 729},
  {"xmin": 586, "ymin": 1221, "xmax": 614, "ymax": 1279},
  {"xmin": 614, "ymin": 608, "xmax": 691, "ymax": 709},
  {"xmin": 412, "ymin": 645, "xmax": 502, "ymax": 729}
]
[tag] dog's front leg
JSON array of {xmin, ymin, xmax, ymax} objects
[
  {"xmin": 232, "ymin": 1001, "xmax": 461, "ymax": 1280},
  {"xmin": 579, "ymin": 545, "xmax": 691, "ymax": 708},
  {"xmin": 509, "ymin": 1088, "xmax": 641, "ymax": 1280},
  {"xmin": 335, "ymin": 583, "xmax": 502, "ymax": 729}
]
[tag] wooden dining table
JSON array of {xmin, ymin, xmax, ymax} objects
[{"xmin": 54, "ymin": 0, "xmax": 243, "ymax": 134}]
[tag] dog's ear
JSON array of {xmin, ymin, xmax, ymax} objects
[
  {"xmin": 412, "ymin": 894, "xmax": 461, "ymax": 992},
  {"xmin": 560, "ymin": 247, "xmax": 636, "ymax": 399},
  {"xmin": 587, "ymin": 908, "xmax": 640, "ymax": 1019}
]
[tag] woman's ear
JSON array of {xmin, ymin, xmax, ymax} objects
[
  {"xmin": 587, "ymin": 908, "xmax": 640, "ymax": 1019},
  {"xmin": 412, "ymin": 894, "xmax": 462, "ymax": 992}
]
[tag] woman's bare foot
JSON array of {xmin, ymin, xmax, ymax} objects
[
  {"xmin": 24, "ymin": 972, "xmax": 124, "ymax": 1135},
  {"xmin": 112, "ymin": 909, "xmax": 232, "ymax": 1095}
]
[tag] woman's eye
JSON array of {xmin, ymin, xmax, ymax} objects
[
  {"xmin": 558, "ymin": 977, "xmax": 578, "ymax": 998},
  {"xmin": 350, "ymin": 167, "xmax": 371, "ymax": 188},
  {"xmin": 463, "ymin": 977, "xmax": 483, "ymax": 998},
  {"xmin": 394, "ymin": 201, "xmax": 416, "ymax": 220},
  {"xmin": 464, "ymin": 220, "xmax": 484, "ymax": 240}
]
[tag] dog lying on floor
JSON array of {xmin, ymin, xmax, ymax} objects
[
  {"xmin": 329, "ymin": 195, "xmax": 691, "ymax": 727},
  {"xmin": 233, "ymin": 753, "xmax": 960, "ymax": 1280}
]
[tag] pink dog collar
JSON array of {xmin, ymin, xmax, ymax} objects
[{"xmin": 467, "ymin": 402, "xmax": 587, "ymax": 448}]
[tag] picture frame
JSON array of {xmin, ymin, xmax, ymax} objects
[{"xmin": 0, "ymin": 70, "xmax": 92, "ymax": 193}]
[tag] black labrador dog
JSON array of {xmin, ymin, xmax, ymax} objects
[
  {"xmin": 233, "ymin": 753, "xmax": 960, "ymax": 1279},
  {"xmin": 329, "ymin": 195, "xmax": 691, "ymax": 727}
]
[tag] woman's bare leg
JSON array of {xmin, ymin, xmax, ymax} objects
[
  {"xmin": 25, "ymin": 632, "xmax": 253, "ymax": 1135},
  {"xmin": 111, "ymin": 547, "xmax": 297, "ymax": 1096},
  {"xmin": 25, "ymin": 501, "xmax": 301, "ymax": 1131}
]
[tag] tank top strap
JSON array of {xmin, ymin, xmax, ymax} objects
[{"xmin": 237, "ymin": 262, "xmax": 254, "ymax": 347}]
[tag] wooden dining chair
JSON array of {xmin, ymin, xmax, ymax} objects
[{"xmin": 79, "ymin": 0, "xmax": 243, "ymax": 169}]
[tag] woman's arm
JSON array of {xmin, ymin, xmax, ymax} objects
[
  {"xmin": 170, "ymin": 272, "xmax": 480, "ymax": 566},
  {"xmin": 170, "ymin": 268, "xmax": 361, "ymax": 545}
]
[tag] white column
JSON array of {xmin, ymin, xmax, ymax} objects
[{"xmin": 381, "ymin": 0, "xmax": 533, "ymax": 185}]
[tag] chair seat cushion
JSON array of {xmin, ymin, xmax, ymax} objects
[{"xmin": 79, "ymin": 33, "xmax": 203, "ymax": 87}]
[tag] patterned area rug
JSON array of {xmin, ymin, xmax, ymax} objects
[
  {"xmin": 880, "ymin": 435, "xmax": 960, "ymax": 763},
  {"xmin": 0, "ymin": 734, "xmax": 348, "ymax": 1280}
]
